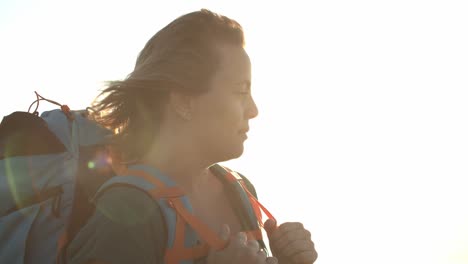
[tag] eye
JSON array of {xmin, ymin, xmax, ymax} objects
[
  {"xmin": 235, "ymin": 90, "xmax": 251, "ymax": 99},
  {"xmin": 233, "ymin": 81, "xmax": 251, "ymax": 96}
]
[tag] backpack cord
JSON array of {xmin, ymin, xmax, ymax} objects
[{"xmin": 28, "ymin": 91, "xmax": 73, "ymax": 120}]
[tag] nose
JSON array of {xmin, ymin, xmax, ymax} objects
[{"xmin": 246, "ymin": 94, "xmax": 259, "ymax": 119}]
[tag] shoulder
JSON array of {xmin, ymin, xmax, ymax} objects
[
  {"xmin": 94, "ymin": 186, "xmax": 162, "ymax": 224},
  {"xmin": 66, "ymin": 186, "xmax": 166, "ymax": 264}
]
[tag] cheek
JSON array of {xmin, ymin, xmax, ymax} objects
[
  {"xmin": 193, "ymin": 94, "xmax": 244, "ymax": 137},
  {"xmin": 200, "ymin": 109, "xmax": 240, "ymax": 144},
  {"xmin": 205, "ymin": 101, "xmax": 240, "ymax": 124}
]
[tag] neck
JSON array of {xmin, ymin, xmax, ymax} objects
[{"xmin": 140, "ymin": 130, "xmax": 216, "ymax": 194}]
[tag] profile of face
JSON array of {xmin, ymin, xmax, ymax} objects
[{"xmin": 190, "ymin": 44, "xmax": 258, "ymax": 162}]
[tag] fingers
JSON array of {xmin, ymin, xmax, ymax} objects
[
  {"xmin": 220, "ymin": 224, "xmax": 231, "ymax": 241},
  {"xmin": 228, "ymin": 232, "xmax": 258, "ymax": 253},
  {"xmin": 291, "ymin": 250, "xmax": 318, "ymax": 264},
  {"xmin": 280, "ymin": 240, "xmax": 315, "ymax": 257},
  {"xmin": 246, "ymin": 239, "xmax": 265, "ymax": 263},
  {"xmin": 246, "ymin": 239, "xmax": 260, "ymax": 253},
  {"xmin": 253, "ymin": 249, "xmax": 267, "ymax": 263},
  {"xmin": 209, "ymin": 226, "xmax": 271, "ymax": 264},
  {"xmin": 268, "ymin": 222, "xmax": 310, "ymax": 249},
  {"xmin": 266, "ymin": 256, "xmax": 278, "ymax": 264},
  {"xmin": 271, "ymin": 227, "xmax": 311, "ymax": 250},
  {"xmin": 230, "ymin": 232, "xmax": 248, "ymax": 250},
  {"xmin": 231, "ymin": 235, "xmax": 267, "ymax": 263},
  {"xmin": 269, "ymin": 222, "xmax": 304, "ymax": 241},
  {"xmin": 264, "ymin": 218, "xmax": 277, "ymax": 234},
  {"xmin": 266, "ymin": 222, "xmax": 318, "ymax": 264}
]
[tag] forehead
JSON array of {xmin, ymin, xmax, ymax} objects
[{"xmin": 212, "ymin": 44, "xmax": 251, "ymax": 84}]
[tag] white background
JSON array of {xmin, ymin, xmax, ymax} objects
[{"xmin": 1, "ymin": 1, "xmax": 467, "ymax": 263}]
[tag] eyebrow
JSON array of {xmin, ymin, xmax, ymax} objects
[{"xmin": 234, "ymin": 80, "xmax": 251, "ymax": 90}]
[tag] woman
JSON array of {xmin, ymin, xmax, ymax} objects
[{"xmin": 66, "ymin": 9, "xmax": 317, "ymax": 264}]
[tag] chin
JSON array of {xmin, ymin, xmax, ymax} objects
[
  {"xmin": 231, "ymin": 142, "xmax": 245, "ymax": 157},
  {"xmin": 231, "ymin": 147, "xmax": 244, "ymax": 159},
  {"xmin": 215, "ymin": 144, "xmax": 245, "ymax": 162}
]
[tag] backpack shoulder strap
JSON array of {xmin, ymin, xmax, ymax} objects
[
  {"xmin": 236, "ymin": 172, "xmax": 258, "ymax": 199},
  {"xmin": 209, "ymin": 164, "xmax": 275, "ymax": 244}
]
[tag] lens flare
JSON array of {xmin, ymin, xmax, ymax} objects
[
  {"xmin": 3, "ymin": 154, "xmax": 40, "ymax": 215},
  {"xmin": 3, "ymin": 141, "xmax": 22, "ymax": 212},
  {"xmin": 87, "ymin": 161, "xmax": 96, "ymax": 169}
]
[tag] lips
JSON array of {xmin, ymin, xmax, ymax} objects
[{"xmin": 239, "ymin": 128, "xmax": 249, "ymax": 140}]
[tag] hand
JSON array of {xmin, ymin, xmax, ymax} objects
[
  {"xmin": 207, "ymin": 224, "xmax": 278, "ymax": 264},
  {"xmin": 264, "ymin": 219, "xmax": 318, "ymax": 264}
]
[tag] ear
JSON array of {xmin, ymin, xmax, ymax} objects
[{"xmin": 169, "ymin": 91, "xmax": 193, "ymax": 121}]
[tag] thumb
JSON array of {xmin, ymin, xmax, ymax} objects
[
  {"xmin": 207, "ymin": 225, "xmax": 231, "ymax": 264},
  {"xmin": 264, "ymin": 218, "xmax": 277, "ymax": 235},
  {"xmin": 219, "ymin": 224, "xmax": 231, "ymax": 241}
]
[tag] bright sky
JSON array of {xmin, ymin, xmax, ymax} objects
[{"xmin": 1, "ymin": 1, "xmax": 467, "ymax": 264}]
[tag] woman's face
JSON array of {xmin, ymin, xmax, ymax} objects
[{"xmin": 190, "ymin": 44, "xmax": 258, "ymax": 162}]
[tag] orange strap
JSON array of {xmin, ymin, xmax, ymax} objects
[
  {"xmin": 125, "ymin": 170, "xmax": 187, "ymax": 199},
  {"xmin": 166, "ymin": 242, "xmax": 210, "ymax": 263},
  {"xmin": 124, "ymin": 170, "xmax": 228, "ymax": 252},
  {"xmin": 240, "ymin": 180, "xmax": 276, "ymax": 226},
  {"xmin": 170, "ymin": 199, "xmax": 262, "ymax": 250},
  {"xmin": 56, "ymin": 231, "xmax": 68, "ymax": 263},
  {"xmin": 124, "ymin": 169, "xmax": 166, "ymax": 189},
  {"xmin": 223, "ymin": 167, "xmax": 277, "ymax": 226},
  {"xmin": 169, "ymin": 198, "xmax": 228, "ymax": 250},
  {"xmin": 165, "ymin": 202, "xmax": 215, "ymax": 263},
  {"xmin": 165, "ymin": 229, "xmax": 263, "ymax": 263},
  {"xmin": 165, "ymin": 204, "xmax": 188, "ymax": 264}
]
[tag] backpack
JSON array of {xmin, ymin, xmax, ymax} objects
[
  {"xmin": 0, "ymin": 93, "xmax": 275, "ymax": 264},
  {"xmin": 0, "ymin": 94, "xmax": 115, "ymax": 264}
]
